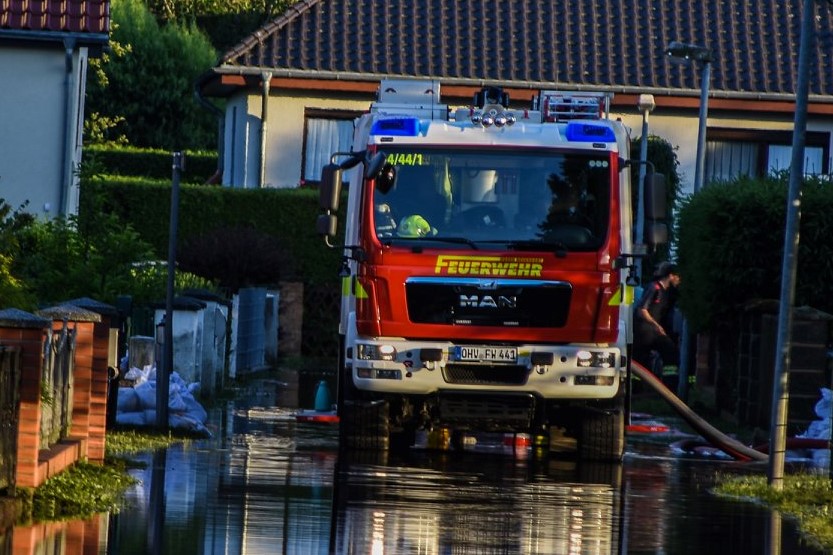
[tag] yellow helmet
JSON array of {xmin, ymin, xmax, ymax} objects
[{"xmin": 397, "ymin": 214, "xmax": 434, "ymax": 237}]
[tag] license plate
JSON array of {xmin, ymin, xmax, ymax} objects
[{"xmin": 455, "ymin": 346, "xmax": 518, "ymax": 363}]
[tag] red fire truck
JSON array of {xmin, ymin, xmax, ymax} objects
[{"xmin": 317, "ymin": 79, "xmax": 667, "ymax": 460}]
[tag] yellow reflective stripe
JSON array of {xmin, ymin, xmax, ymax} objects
[
  {"xmin": 608, "ymin": 284, "xmax": 635, "ymax": 306},
  {"xmin": 343, "ymin": 275, "xmax": 369, "ymax": 299},
  {"xmin": 355, "ymin": 280, "xmax": 368, "ymax": 299}
]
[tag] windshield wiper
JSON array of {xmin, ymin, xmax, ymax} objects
[
  {"xmin": 419, "ymin": 236, "xmax": 480, "ymax": 249},
  {"xmin": 507, "ymin": 239, "xmax": 568, "ymax": 257}
]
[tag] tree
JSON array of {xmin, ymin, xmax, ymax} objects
[
  {"xmin": 0, "ymin": 198, "xmax": 37, "ymax": 310},
  {"xmin": 84, "ymin": 0, "xmax": 218, "ymax": 150},
  {"xmin": 144, "ymin": 0, "xmax": 297, "ymax": 53}
]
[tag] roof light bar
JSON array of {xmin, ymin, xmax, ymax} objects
[
  {"xmin": 565, "ymin": 121, "xmax": 617, "ymax": 142},
  {"xmin": 370, "ymin": 117, "xmax": 421, "ymax": 137}
]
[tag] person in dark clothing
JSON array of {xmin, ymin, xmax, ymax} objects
[{"xmin": 632, "ymin": 262, "xmax": 681, "ymax": 376}]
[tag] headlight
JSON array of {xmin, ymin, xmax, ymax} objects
[
  {"xmin": 356, "ymin": 343, "xmax": 397, "ymax": 361},
  {"xmin": 576, "ymin": 350, "xmax": 616, "ymax": 368}
]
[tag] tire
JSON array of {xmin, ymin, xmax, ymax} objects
[
  {"xmin": 578, "ymin": 399, "xmax": 625, "ymax": 462},
  {"xmin": 339, "ymin": 399, "xmax": 391, "ymax": 451}
]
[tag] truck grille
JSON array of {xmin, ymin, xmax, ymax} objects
[
  {"xmin": 406, "ymin": 278, "xmax": 571, "ymax": 327},
  {"xmin": 443, "ymin": 363, "xmax": 529, "ymax": 386}
]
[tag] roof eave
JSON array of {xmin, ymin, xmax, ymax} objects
[
  {"xmin": 198, "ymin": 66, "xmax": 833, "ymax": 109},
  {"xmin": 0, "ymin": 29, "xmax": 109, "ymax": 55}
]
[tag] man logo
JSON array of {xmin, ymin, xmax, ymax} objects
[{"xmin": 459, "ymin": 295, "xmax": 517, "ymax": 308}]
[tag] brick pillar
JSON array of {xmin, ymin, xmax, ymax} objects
[
  {"xmin": 0, "ymin": 308, "xmax": 50, "ymax": 490},
  {"xmin": 12, "ymin": 516, "xmax": 104, "ymax": 554},
  {"xmin": 278, "ymin": 281, "xmax": 304, "ymax": 358},
  {"xmin": 62, "ymin": 297, "xmax": 119, "ymax": 463},
  {"xmin": 38, "ymin": 305, "xmax": 101, "ymax": 462}
]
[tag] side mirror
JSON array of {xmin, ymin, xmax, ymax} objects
[
  {"xmin": 365, "ymin": 152, "xmax": 387, "ymax": 180},
  {"xmin": 646, "ymin": 221, "xmax": 668, "ymax": 246},
  {"xmin": 375, "ymin": 163, "xmax": 397, "ymax": 194},
  {"xmin": 319, "ymin": 163, "xmax": 342, "ymax": 211},
  {"xmin": 316, "ymin": 213, "xmax": 338, "ymax": 237},
  {"xmin": 644, "ymin": 172, "xmax": 667, "ymax": 221}
]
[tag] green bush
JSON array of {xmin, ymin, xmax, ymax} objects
[
  {"xmin": 85, "ymin": 145, "xmax": 218, "ymax": 184},
  {"xmin": 676, "ymin": 173, "xmax": 833, "ymax": 332}
]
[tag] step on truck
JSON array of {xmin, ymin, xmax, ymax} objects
[{"xmin": 316, "ymin": 79, "xmax": 668, "ymax": 461}]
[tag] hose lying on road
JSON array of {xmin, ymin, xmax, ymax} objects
[{"xmin": 631, "ymin": 361, "xmax": 768, "ymax": 462}]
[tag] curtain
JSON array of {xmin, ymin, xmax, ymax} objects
[
  {"xmin": 705, "ymin": 140, "xmax": 758, "ymax": 183},
  {"xmin": 303, "ymin": 118, "xmax": 355, "ymax": 182}
]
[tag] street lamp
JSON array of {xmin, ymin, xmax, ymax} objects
[
  {"xmin": 666, "ymin": 41, "xmax": 712, "ymax": 193},
  {"xmin": 665, "ymin": 41, "xmax": 712, "ymax": 403},
  {"xmin": 635, "ymin": 93, "xmax": 656, "ymax": 248}
]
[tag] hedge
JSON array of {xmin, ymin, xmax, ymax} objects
[
  {"xmin": 84, "ymin": 145, "xmax": 219, "ymax": 184},
  {"xmin": 83, "ymin": 180, "xmax": 345, "ymax": 287},
  {"xmin": 676, "ymin": 173, "xmax": 833, "ymax": 333}
]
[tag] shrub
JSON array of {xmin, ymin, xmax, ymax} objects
[{"xmin": 676, "ymin": 173, "xmax": 833, "ymax": 332}]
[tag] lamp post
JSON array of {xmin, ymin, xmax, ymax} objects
[
  {"xmin": 665, "ymin": 41, "xmax": 712, "ymax": 403},
  {"xmin": 665, "ymin": 41, "xmax": 713, "ymax": 193}
]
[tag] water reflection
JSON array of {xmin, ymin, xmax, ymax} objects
[
  {"xmin": 108, "ymin": 404, "xmax": 337, "ymax": 555},
  {"xmin": 331, "ymin": 451, "xmax": 623, "ymax": 554},
  {"xmin": 5, "ymin": 378, "xmax": 830, "ymax": 555}
]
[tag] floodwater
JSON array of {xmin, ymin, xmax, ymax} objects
[{"xmin": 4, "ymin": 376, "xmax": 830, "ymax": 555}]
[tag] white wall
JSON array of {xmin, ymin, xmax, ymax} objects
[
  {"xmin": 0, "ymin": 46, "xmax": 87, "ymax": 217},
  {"xmin": 222, "ymin": 89, "xmax": 368, "ymax": 189},
  {"xmin": 222, "ymin": 94, "xmax": 260, "ymax": 188},
  {"xmin": 613, "ymin": 107, "xmax": 833, "ymax": 197}
]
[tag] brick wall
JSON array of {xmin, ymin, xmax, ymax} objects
[{"xmin": 0, "ymin": 303, "xmax": 111, "ymax": 491}]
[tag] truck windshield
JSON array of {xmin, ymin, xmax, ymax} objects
[{"xmin": 372, "ymin": 147, "xmax": 612, "ymax": 251}]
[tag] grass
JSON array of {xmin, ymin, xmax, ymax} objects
[
  {"xmin": 713, "ymin": 473, "xmax": 833, "ymax": 552},
  {"xmin": 105, "ymin": 429, "xmax": 189, "ymax": 457},
  {"xmin": 28, "ymin": 429, "xmax": 187, "ymax": 522},
  {"xmin": 31, "ymin": 462, "xmax": 138, "ymax": 521}
]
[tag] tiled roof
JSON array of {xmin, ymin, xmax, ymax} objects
[
  {"xmin": 208, "ymin": 0, "xmax": 833, "ymax": 100},
  {"xmin": 0, "ymin": 0, "xmax": 109, "ymax": 41}
]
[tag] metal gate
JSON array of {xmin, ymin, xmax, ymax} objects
[
  {"xmin": 0, "ymin": 345, "xmax": 20, "ymax": 492},
  {"xmin": 40, "ymin": 324, "xmax": 75, "ymax": 449}
]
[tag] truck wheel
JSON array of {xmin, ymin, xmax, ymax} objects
[
  {"xmin": 578, "ymin": 402, "xmax": 625, "ymax": 462},
  {"xmin": 339, "ymin": 399, "xmax": 391, "ymax": 451}
]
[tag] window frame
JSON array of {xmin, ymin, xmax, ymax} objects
[
  {"xmin": 706, "ymin": 127, "xmax": 830, "ymax": 181},
  {"xmin": 301, "ymin": 108, "xmax": 362, "ymax": 186}
]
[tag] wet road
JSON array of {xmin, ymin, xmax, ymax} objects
[{"xmin": 7, "ymin": 377, "xmax": 830, "ymax": 555}]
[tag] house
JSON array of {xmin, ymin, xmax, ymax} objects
[
  {"xmin": 196, "ymin": 0, "xmax": 833, "ymax": 195},
  {"xmin": 0, "ymin": 0, "xmax": 109, "ymax": 218}
]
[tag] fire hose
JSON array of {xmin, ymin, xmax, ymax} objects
[{"xmin": 630, "ymin": 361, "xmax": 769, "ymax": 462}]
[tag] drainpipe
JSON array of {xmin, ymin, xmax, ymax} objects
[
  {"xmin": 60, "ymin": 37, "xmax": 77, "ymax": 216},
  {"xmin": 259, "ymin": 71, "xmax": 272, "ymax": 188}
]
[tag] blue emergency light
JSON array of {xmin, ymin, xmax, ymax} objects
[
  {"xmin": 565, "ymin": 121, "xmax": 616, "ymax": 143},
  {"xmin": 370, "ymin": 117, "xmax": 421, "ymax": 137}
]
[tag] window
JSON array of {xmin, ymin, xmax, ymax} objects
[
  {"xmin": 302, "ymin": 109, "xmax": 360, "ymax": 185},
  {"xmin": 704, "ymin": 128, "xmax": 829, "ymax": 183}
]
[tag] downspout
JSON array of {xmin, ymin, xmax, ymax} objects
[
  {"xmin": 259, "ymin": 71, "xmax": 272, "ymax": 188},
  {"xmin": 60, "ymin": 37, "xmax": 77, "ymax": 216}
]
